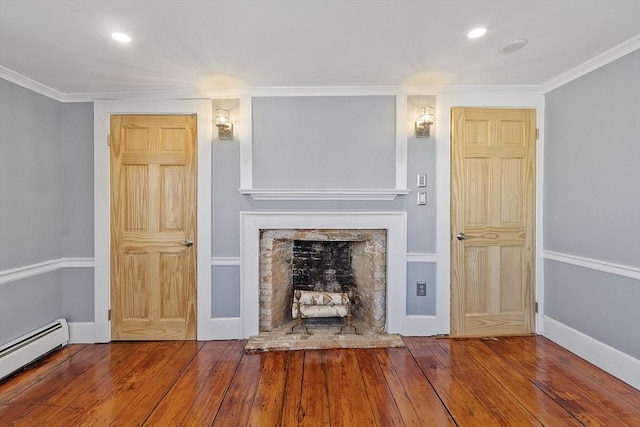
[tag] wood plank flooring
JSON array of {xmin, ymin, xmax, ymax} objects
[{"xmin": 1, "ymin": 336, "xmax": 638, "ymax": 426}]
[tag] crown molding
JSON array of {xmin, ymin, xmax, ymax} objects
[
  {"xmin": 4, "ymin": 33, "xmax": 638, "ymax": 102},
  {"xmin": 435, "ymin": 84, "xmax": 543, "ymax": 93},
  {"xmin": 542, "ymin": 34, "xmax": 640, "ymax": 94},
  {"xmin": 65, "ymin": 88, "xmax": 243, "ymax": 103},
  {"xmin": 247, "ymin": 86, "xmax": 402, "ymax": 97},
  {"xmin": 0, "ymin": 66, "xmax": 68, "ymax": 102}
]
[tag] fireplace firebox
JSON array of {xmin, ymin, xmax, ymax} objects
[{"xmin": 259, "ymin": 229, "xmax": 387, "ymax": 333}]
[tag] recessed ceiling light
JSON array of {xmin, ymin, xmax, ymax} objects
[
  {"xmin": 499, "ymin": 39, "xmax": 528, "ymax": 54},
  {"xmin": 467, "ymin": 27, "xmax": 487, "ymax": 39},
  {"xmin": 111, "ymin": 32, "xmax": 131, "ymax": 43}
]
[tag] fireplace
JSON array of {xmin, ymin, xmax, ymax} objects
[
  {"xmin": 240, "ymin": 212, "xmax": 407, "ymax": 340},
  {"xmin": 259, "ymin": 229, "xmax": 387, "ymax": 333}
]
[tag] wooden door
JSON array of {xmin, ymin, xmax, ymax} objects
[
  {"xmin": 451, "ymin": 107, "xmax": 536, "ymax": 337},
  {"xmin": 110, "ymin": 115, "xmax": 197, "ymax": 340}
]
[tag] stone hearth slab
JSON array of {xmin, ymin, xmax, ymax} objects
[{"xmin": 244, "ymin": 319, "xmax": 405, "ymax": 353}]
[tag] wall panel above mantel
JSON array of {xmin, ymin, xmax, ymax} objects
[{"xmin": 250, "ymin": 95, "xmax": 402, "ymax": 192}]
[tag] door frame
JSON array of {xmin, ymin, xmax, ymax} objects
[
  {"xmin": 94, "ymin": 100, "xmax": 213, "ymax": 342},
  {"xmin": 434, "ymin": 90, "xmax": 545, "ymax": 335}
]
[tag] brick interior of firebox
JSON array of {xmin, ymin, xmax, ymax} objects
[
  {"xmin": 259, "ymin": 229, "xmax": 387, "ymax": 333},
  {"xmin": 292, "ymin": 241, "xmax": 354, "ymax": 293}
]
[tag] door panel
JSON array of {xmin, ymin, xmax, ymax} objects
[
  {"xmin": 451, "ymin": 107, "xmax": 536, "ymax": 337},
  {"xmin": 111, "ymin": 115, "xmax": 197, "ymax": 340}
]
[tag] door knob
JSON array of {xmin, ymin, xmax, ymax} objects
[
  {"xmin": 456, "ymin": 233, "xmax": 467, "ymax": 241},
  {"xmin": 184, "ymin": 239, "xmax": 194, "ymax": 247}
]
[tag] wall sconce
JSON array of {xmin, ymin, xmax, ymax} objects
[
  {"xmin": 214, "ymin": 108, "xmax": 233, "ymax": 140},
  {"xmin": 415, "ymin": 106, "xmax": 434, "ymax": 138}
]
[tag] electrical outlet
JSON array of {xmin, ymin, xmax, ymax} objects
[{"xmin": 417, "ymin": 282, "xmax": 427, "ymax": 296}]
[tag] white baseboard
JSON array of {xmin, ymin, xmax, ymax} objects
[
  {"xmin": 198, "ymin": 318, "xmax": 242, "ymax": 340},
  {"xmin": 68, "ymin": 322, "xmax": 95, "ymax": 343},
  {"xmin": 542, "ymin": 316, "xmax": 640, "ymax": 389},
  {"xmin": 70, "ymin": 319, "xmax": 241, "ymax": 342},
  {"xmin": 393, "ymin": 315, "xmax": 447, "ymax": 336}
]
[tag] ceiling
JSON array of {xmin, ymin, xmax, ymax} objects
[{"xmin": 0, "ymin": 0, "xmax": 638, "ymax": 98}]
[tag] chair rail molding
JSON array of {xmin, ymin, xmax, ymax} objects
[
  {"xmin": 542, "ymin": 250, "xmax": 640, "ymax": 280},
  {"xmin": 0, "ymin": 258, "xmax": 95, "ymax": 286}
]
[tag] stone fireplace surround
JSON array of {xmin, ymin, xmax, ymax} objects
[{"xmin": 240, "ymin": 212, "xmax": 407, "ymax": 338}]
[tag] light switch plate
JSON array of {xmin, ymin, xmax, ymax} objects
[
  {"xmin": 417, "ymin": 173, "xmax": 427, "ymax": 188},
  {"xmin": 417, "ymin": 192, "xmax": 427, "ymax": 205}
]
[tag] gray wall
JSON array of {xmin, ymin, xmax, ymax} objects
[
  {"xmin": 61, "ymin": 102, "xmax": 95, "ymax": 323},
  {"xmin": 545, "ymin": 260, "xmax": 640, "ymax": 358},
  {"xmin": 544, "ymin": 51, "xmax": 640, "ymax": 266},
  {"xmin": 543, "ymin": 50, "xmax": 640, "ymax": 357},
  {"xmin": 406, "ymin": 96, "xmax": 436, "ymax": 254},
  {"xmin": 0, "ymin": 79, "xmax": 63, "ymax": 269},
  {"xmin": 0, "ymin": 79, "xmax": 63, "ymax": 345},
  {"xmin": 0, "ymin": 82, "xmax": 95, "ymax": 344},
  {"xmin": 252, "ymin": 96, "xmax": 396, "ymax": 189},
  {"xmin": 0, "ymin": 272, "xmax": 62, "ymax": 344},
  {"xmin": 61, "ymin": 267, "xmax": 94, "ymax": 323},
  {"xmin": 62, "ymin": 103, "xmax": 94, "ymax": 258}
]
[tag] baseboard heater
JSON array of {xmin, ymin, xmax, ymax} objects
[{"xmin": 0, "ymin": 318, "xmax": 69, "ymax": 380}]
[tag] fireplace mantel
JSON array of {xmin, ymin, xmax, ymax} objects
[{"xmin": 238, "ymin": 188, "xmax": 411, "ymax": 201}]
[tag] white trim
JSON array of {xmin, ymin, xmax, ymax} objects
[
  {"xmin": 0, "ymin": 257, "xmax": 96, "ymax": 286},
  {"xmin": 400, "ymin": 315, "xmax": 443, "ymax": 336},
  {"xmin": 542, "ymin": 250, "xmax": 640, "ymax": 280},
  {"xmin": 395, "ymin": 93, "xmax": 408, "ymax": 190},
  {"xmin": 237, "ymin": 188, "xmax": 410, "ymax": 201},
  {"xmin": 543, "ymin": 316, "xmax": 640, "ymax": 390},
  {"xmin": 198, "ymin": 318, "xmax": 242, "ymax": 340},
  {"xmin": 535, "ymin": 106, "xmax": 545, "ymax": 333},
  {"xmin": 406, "ymin": 253, "xmax": 437, "ymax": 263},
  {"xmin": 239, "ymin": 94, "xmax": 252, "ymax": 190},
  {"xmin": 246, "ymin": 86, "xmax": 401, "ymax": 97},
  {"xmin": 60, "ymin": 257, "xmax": 95, "ymax": 269},
  {"xmin": 542, "ymin": 35, "xmax": 640, "ymax": 93},
  {"xmin": 68, "ymin": 322, "xmax": 95, "ymax": 343},
  {"xmin": 65, "ymin": 88, "xmax": 242, "ymax": 103},
  {"xmin": 435, "ymin": 90, "xmax": 545, "ymax": 336},
  {"xmin": 0, "ymin": 259, "xmax": 61, "ymax": 285},
  {"xmin": 211, "ymin": 257, "xmax": 241, "ymax": 266},
  {"xmin": 94, "ymin": 99, "xmax": 213, "ymax": 343},
  {"xmin": 240, "ymin": 212, "xmax": 417, "ymax": 338},
  {"xmin": 0, "ymin": 66, "xmax": 67, "ymax": 102}
]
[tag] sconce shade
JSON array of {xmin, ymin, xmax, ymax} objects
[
  {"xmin": 415, "ymin": 106, "xmax": 434, "ymax": 138},
  {"xmin": 214, "ymin": 108, "xmax": 233, "ymax": 140}
]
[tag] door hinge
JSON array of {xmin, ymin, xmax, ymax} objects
[
  {"xmin": 107, "ymin": 134, "xmax": 111, "ymax": 146},
  {"xmin": 534, "ymin": 302, "xmax": 539, "ymax": 314},
  {"xmin": 108, "ymin": 309, "xmax": 111, "ymax": 321},
  {"xmin": 536, "ymin": 128, "xmax": 539, "ymax": 140}
]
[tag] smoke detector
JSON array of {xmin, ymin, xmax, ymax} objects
[{"xmin": 499, "ymin": 39, "xmax": 528, "ymax": 54}]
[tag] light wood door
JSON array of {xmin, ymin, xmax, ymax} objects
[
  {"xmin": 110, "ymin": 115, "xmax": 197, "ymax": 340},
  {"xmin": 451, "ymin": 107, "xmax": 536, "ymax": 337}
]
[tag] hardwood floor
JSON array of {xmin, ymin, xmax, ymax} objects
[{"xmin": 1, "ymin": 336, "xmax": 638, "ymax": 426}]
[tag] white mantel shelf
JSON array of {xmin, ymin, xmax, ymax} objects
[{"xmin": 237, "ymin": 188, "xmax": 411, "ymax": 201}]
